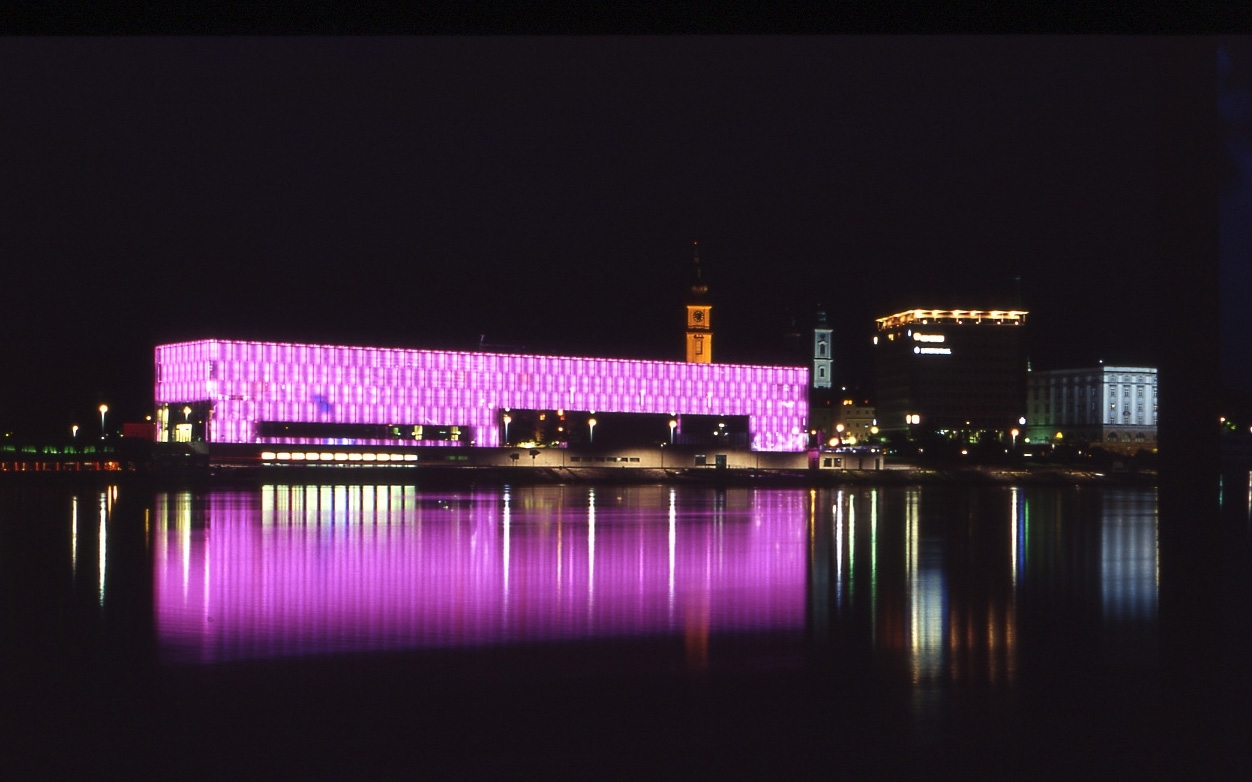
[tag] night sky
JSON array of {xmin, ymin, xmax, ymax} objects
[{"xmin": 0, "ymin": 37, "xmax": 1239, "ymax": 438}]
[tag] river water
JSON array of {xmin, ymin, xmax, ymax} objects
[{"xmin": 2, "ymin": 479, "xmax": 1247, "ymax": 776}]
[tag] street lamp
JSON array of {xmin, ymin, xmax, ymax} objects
[
  {"xmin": 588, "ymin": 417, "xmax": 596, "ymax": 444},
  {"xmin": 502, "ymin": 413, "xmax": 511, "ymax": 445},
  {"xmin": 1010, "ymin": 428, "xmax": 1019, "ymax": 449},
  {"xmin": 668, "ymin": 418, "xmax": 677, "ymax": 444},
  {"xmin": 72, "ymin": 424, "xmax": 78, "ymax": 441},
  {"xmin": 183, "ymin": 405, "xmax": 192, "ymax": 421},
  {"xmin": 98, "ymin": 404, "xmax": 108, "ymax": 439}
]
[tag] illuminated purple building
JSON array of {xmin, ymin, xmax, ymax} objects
[{"xmin": 154, "ymin": 339, "xmax": 809, "ymax": 451}]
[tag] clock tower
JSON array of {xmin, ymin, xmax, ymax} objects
[{"xmin": 685, "ymin": 242, "xmax": 713, "ymax": 363}]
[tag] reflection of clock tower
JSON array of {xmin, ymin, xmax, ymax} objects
[{"xmin": 685, "ymin": 242, "xmax": 713, "ymax": 363}]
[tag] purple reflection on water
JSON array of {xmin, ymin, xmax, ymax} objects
[{"xmin": 154, "ymin": 485, "xmax": 808, "ymax": 664}]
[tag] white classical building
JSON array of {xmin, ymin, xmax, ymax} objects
[{"xmin": 1025, "ymin": 365, "xmax": 1157, "ymax": 452}]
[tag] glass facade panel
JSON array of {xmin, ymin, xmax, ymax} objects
[{"xmin": 155, "ymin": 339, "xmax": 809, "ymax": 451}]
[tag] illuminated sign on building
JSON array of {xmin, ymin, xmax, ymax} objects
[
  {"xmin": 876, "ymin": 309, "xmax": 1028, "ymax": 330},
  {"xmin": 154, "ymin": 339, "xmax": 810, "ymax": 451}
]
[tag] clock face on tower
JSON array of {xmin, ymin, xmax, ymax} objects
[{"xmin": 686, "ymin": 306, "xmax": 712, "ymax": 363}]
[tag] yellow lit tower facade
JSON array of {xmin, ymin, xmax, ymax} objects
[{"xmin": 685, "ymin": 242, "xmax": 713, "ymax": 363}]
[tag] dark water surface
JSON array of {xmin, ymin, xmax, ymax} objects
[{"xmin": 2, "ymin": 479, "xmax": 1247, "ymax": 777}]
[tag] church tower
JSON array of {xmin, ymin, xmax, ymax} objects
[
  {"xmin": 813, "ymin": 307, "xmax": 833, "ymax": 389},
  {"xmin": 685, "ymin": 242, "xmax": 713, "ymax": 363}
]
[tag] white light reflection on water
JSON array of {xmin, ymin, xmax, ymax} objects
[
  {"xmin": 178, "ymin": 494, "xmax": 190, "ymax": 602},
  {"xmin": 71, "ymin": 495, "xmax": 78, "ymax": 581},
  {"xmin": 906, "ymin": 488, "xmax": 946, "ymax": 687},
  {"xmin": 1003, "ymin": 486, "xmax": 1024, "ymax": 685},
  {"xmin": 1011, "ymin": 487, "xmax": 1019, "ymax": 590},
  {"xmin": 587, "ymin": 488, "xmax": 596, "ymax": 622},
  {"xmin": 1101, "ymin": 489, "xmax": 1159, "ymax": 623},
  {"xmin": 834, "ymin": 491, "xmax": 843, "ymax": 605},
  {"xmin": 502, "ymin": 485, "xmax": 511, "ymax": 613},
  {"xmin": 831, "ymin": 490, "xmax": 861, "ymax": 611},
  {"xmin": 871, "ymin": 487, "xmax": 881, "ymax": 640},
  {"xmin": 97, "ymin": 491, "xmax": 107, "ymax": 606},
  {"xmin": 668, "ymin": 488, "xmax": 676, "ymax": 623},
  {"xmin": 870, "ymin": 488, "xmax": 878, "ymax": 644},
  {"xmin": 848, "ymin": 490, "xmax": 856, "ymax": 603}
]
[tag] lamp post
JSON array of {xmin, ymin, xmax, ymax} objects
[
  {"xmin": 588, "ymin": 417, "xmax": 596, "ymax": 444},
  {"xmin": 1010, "ymin": 428, "xmax": 1019, "ymax": 449},
  {"xmin": 98, "ymin": 404, "xmax": 108, "ymax": 440},
  {"xmin": 668, "ymin": 418, "xmax": 677, "ymax": 445},
  {"xmin": 72, "ymin": 424, "xmax": 78, "ymax": 441},
  {"xmin": 183, "ymin": 405, "xmax": 191, "ymax": 421},
  {"xmin": 502, "ymin": 413, "xmax": 511, "ymax": 445}
]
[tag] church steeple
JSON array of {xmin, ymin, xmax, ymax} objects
[
  {"xmin": 689, "ymin": 241, "xmax": 709, "ymax": 301},
  {"xmin": 685, "ymin": 241, "xmax": 713, "ymax": 363},
  {"xmin": 812, "ymin": 306, "xmax": 833, "ymax": 390}
]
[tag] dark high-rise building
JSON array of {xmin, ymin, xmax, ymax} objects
[{"xmin": 873, "ymin": 308, "xmax": 1028, "ymax": 440}]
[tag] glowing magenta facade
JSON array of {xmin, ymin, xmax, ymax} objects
[{"xmin": 154, "ymin": 339, "xmax": 810, "ymax": 451}]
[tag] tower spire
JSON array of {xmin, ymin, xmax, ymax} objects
[{"xmin": 689, "ymin": 240, "xmax": 708, "ymax": 300}]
